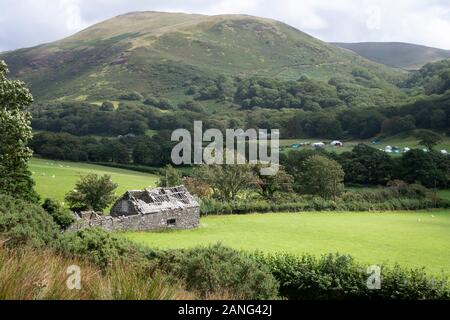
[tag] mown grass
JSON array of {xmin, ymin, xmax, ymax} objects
[
  {"xmin": 122, "ymin": 210, "xmax": 450, "ymax": 275},
  {"xmin": 29, "ymin": 158, "xmax": 159, "ymax": 203}
]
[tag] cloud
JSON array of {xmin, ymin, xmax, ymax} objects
[{"xmin": 1, "ymin": 0, "xmax": 449, "ymax": 52}]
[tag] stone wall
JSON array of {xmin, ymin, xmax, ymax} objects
[{"xmin": 67, "ymin": 207, "xmax": 200, "ymax": 232}]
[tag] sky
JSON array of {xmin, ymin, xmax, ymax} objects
[{"xmin": 1, "ymin": 0, "xmax": 450, "ymax": 52}]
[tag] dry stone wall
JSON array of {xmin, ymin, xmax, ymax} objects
[{"xmin": 67, "ymin": 207, "xmax": 200, "ymax": 232}]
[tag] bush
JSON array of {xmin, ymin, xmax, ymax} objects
[
  {"xmin": 0, "ymin": 194, "xmax": 60, "ymax": 247},
  {"xmin": 258, "ymin": 253, "xmax": 368, "ymax": 299},
  {"xmin": 253, "ymin": 252, "xmax": 450, "ymax": 300},
  {"xmin": 119, "ymin": 91, "xmax": 143, "ymax": 101},
  {"xmin": 377, "ymin": 264, "xmax": 450, "ymax": 299},
  {"xmin": 56, "ymin": 228, "xmax": 146, "ymax": 269},
  {"xmin": 199, "ymin": 192, "xmax": 443, "ymax": 215},
  {"xmin": 42, "ymin": 198, "xmax": 75, "ymax": 230},
  {"xmin": 153, "ymin": 244, "xmax": 279, "ymax": 299}
]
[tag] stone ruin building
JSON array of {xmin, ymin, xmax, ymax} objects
[{"xmin": 68, "ymin": 186, "xmax": 200, "ymax": 232}]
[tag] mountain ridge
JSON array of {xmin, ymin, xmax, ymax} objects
[
  {"xmin": 0, "ymin": 11, "xmax": 404, "ymax": 102},
  {"xmin": 332, "ymin": 42, "xmax": 450, "ymax": 70}
]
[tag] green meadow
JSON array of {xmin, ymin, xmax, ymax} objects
[
  {"xmin": 123, "ymin": 210, "xmax": 450, "ymax": 275},
  {"xmin": 29, "ymin": 158, "xmax": 159, "ymax": 203},
  {"xmin": 27, "ymin": 157, "xmax": 450, "ymax": 275}
]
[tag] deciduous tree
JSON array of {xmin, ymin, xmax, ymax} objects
[
  {"xmin": 65, "ymin": 174, "xmax": 118, "ymax": 211},
  {"xmin": 0, "ymin": 60, "xmax": 39, "ymax": 202},
  {"xmin": 196, "ymin": 164, "xmax": 258, "ymax": 201},
  {"xmin": 299, "ymin": 155, "xmax": 344, "ymax": 200},
  {"xmin": 158, "ymin": 165, "xmax": 183, "ymax": 188},
  {"xmin": 416, "ymin": 130, "xmax": 443, "ymax": 151}
]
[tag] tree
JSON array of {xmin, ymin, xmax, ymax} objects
[
  {"xmin": 298, "ymin": 155, "xmax": 344, "ymax": 200},
  {"xmin": 100, "ymin": 101, "xmax": 114, "ymax": 111},
  {"xmin": 281, "ymin": 149, "xmax": 328, "ymax": 192},
  {"xmin": 119, "ymin": 91, "xmax": 143, "ymax": 101},
  {"xmin": 416, "ymin": 130, "xmax": 443, "ymax": 151},
  {"xmin": 0, "ymin": 60, "xmax": 39, "ymax": 202},
  {"xmin": 398, "ymin": 149, "xmax": 450, "ymax": 188},
  {"xmin": 158, "ymin": 165, "xmax": 183, "ymax": 188},
  {"xmin": 65, "ymin": 174, "xmax": 118, "ymax": 212},
  {"xmin": 183, "ymin": 176, "xmax": 212, "ymax": 198},
  {"xmin": 253, "ymin": 165, "xmax": 294, "ymax": 199},
  {"xmin": 338, "ymin": 109, "xmax": 384, "ymax": 139},
  {"xmin": 195, "ymin": 164, "xmax": 258, "ymax": 201},
  {"xmin": 105, "ymin": 140, "xmax": 129, "ymax": 163},
  {"xmin": 337, "ymin": 144, "xmax": 395, "ymax": 185},
  {"xmin": 381, "ymin": 116, "xmax": 416, "ymax": 135}
]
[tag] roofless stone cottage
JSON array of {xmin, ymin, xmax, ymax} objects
[{"xmin": 68, "ymin": 186, "xmax": 200, "ymax": 232}]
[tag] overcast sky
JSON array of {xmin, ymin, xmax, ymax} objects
[{"xmin": 1, "ymin": 0, "xmax": 450, "ymax": 52}]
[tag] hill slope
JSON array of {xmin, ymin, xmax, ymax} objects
[
  {"xmin": 332, "ymin": 42, "xmax": 450, "ymax": 70},
  {"xmin": 1, "ymin": 11, "xmax": 404, "ymax": 102}
]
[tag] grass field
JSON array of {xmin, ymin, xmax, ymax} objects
[
  {"xmin": 123, "ymin": 210, "xmax": 450, "ymax": 275},
  {"xmin": 279, "ymin": 134, "xmax": 450, "ymax": 154},
  {"xmin": 29, "ymin": 158, "xmax": 159, "ymax": 203},
  {"xmin": 28, "ymin": 157, "xmax": 450, "ymax": 275},
  {"xmin": 438, "ymin": 189, "xmax": 450, "ymax": 201}
]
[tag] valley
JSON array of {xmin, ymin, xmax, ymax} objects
[{"xmin": 1, "ymin": 8, "xmax": 450, "ymax": 301}]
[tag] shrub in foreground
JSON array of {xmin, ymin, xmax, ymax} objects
[
  {"xmin": 377, "ymin": 264, "xmax": 450, "ymax": 299},
  {"xmin": 151, "ymin": 244, "xmax": 280, "ymax": 299},
  {"xmin": 56, "ymin": 228, "xmax": 147, "ymax": 270},
  {"xmin": 253, "ymin": 253, "xmax": 450, "ymax": 300},
  {"xmin": 0, "ymin": 242, "xmax": 104, "ymax": 299},
  {"xmin": 257, "ymin": 253, "xmax": 369, "ymax": 299},
  {"xmin": 42, "ymin": 198, "xmax": 75, "ymax": 230},
  {"xmin": 0, "ymin": 194, "xmax": 60, "ymax": 247},
  {"xmin": 0, "ymin": 243, "xmax": 190, "ymax": 300}
]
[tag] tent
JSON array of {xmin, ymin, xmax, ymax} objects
[{"xmin": 330, "ymin": 140, "xmax": 343, "ymax": 147}]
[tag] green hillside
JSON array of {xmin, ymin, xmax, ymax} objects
[
  {"xmin": 333, "ymin": 42, "xmax": 450, "ymax": 70},
  {"xmin": 29, "ymin": 157, "xmax": 159, "ymax": 202},
  {"xmin": 1, "ymin": 11, "xmax": 404, "ymax": 103}
]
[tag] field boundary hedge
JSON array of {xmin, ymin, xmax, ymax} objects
[{"xmin": 200, "ymin": 197, "xmax": 450, "ymax": 215}]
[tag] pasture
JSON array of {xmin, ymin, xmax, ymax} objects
[
  {"xmin": 29, "ymin": 158, "xmax": 159, "ymax": 202},
  {"xmin": 123, "ymin": 210, "xmax": 450, "ymax": 275}
]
